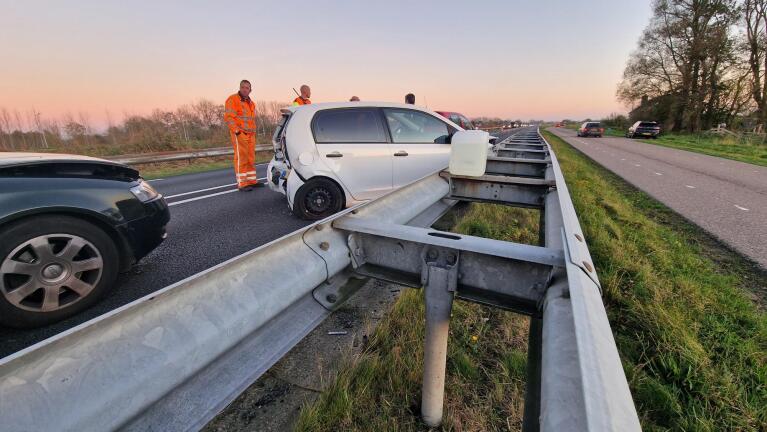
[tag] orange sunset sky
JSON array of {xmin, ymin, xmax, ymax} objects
[{"xmin": 1, "ymin": 1, "xmax": 652, "ymax": 128}]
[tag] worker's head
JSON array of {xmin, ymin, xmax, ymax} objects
[
  {"xmin": 350, "ymin": 96, "xmax": 360, "ymax": 102},
  {"xmin": 300, "ymin": 85, "xmax": 311, "ymax": 99},
  {"xmin": 239, "ymin": 80, "xmax": 252, "ymax": 97},
  {"xmin": 405, "ymin": 93, "xmax": 415, "ymax": 104}
]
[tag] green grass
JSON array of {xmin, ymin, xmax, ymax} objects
[
  {"xmin": 635, "ymin": 133, "xmax": 767, "ymax": 167},
  {"xmin": 294, "ymin": 132, "xmax": 767, "ymax": 431},
  {"xmin": 139, "ymin": 152, "xmax": 273, "ymax": 179}
]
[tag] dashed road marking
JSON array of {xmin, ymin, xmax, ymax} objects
[
  {"xmin": 734, "ymin": 205, "xmax": 749, "ymax": 211},
  {"xmin": 685, "ymin": 185, "xmax": 696, "ymax": 189},
  {"xmin": 634, "ymin": 164, "xmax": 641, "ymax": 167},
  {"xmin": 654, "ymin": 172, "xmax": 663, "ymax": 176}
]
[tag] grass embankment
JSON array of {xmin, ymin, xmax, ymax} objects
[
  {"xmin": 636, "ymin": 133, "xmax": 767, "ymax": 167},
  {"xmin": 295, "ymin": 132, "xmax": 767, "ymax": 431},
  {"xmin": 140, "ymin": 152, "xmax": 273, "ymax": 179}
]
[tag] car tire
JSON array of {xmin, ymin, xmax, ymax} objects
[
  {"xmin": 0, "ymin": 215, "xmax": 119, "ymax": 328},
  {"xmin": 292, "ymin": 178, "xmax": 344, "ymax": 220}
]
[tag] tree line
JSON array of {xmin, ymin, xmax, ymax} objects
[
  {"xmin": 618, "ymin": 0, "xmax": 766, "ymax": 132},
  {"xmin": 0, "ymin": 99, "xmax": 285, "ymax": 156}
]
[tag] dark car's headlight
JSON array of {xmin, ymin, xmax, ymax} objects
[{"xmin": 130, "ymin": 179, "xmax": 159, "ymax": 202}]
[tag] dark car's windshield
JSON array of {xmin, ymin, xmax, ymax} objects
[
  {"xmin": 586, "ymin": 122, "xmax": 601, "ymax": 128},
  {"xmin": 639, "ymin": 122, "xmax": 658, "ymax": 127}
]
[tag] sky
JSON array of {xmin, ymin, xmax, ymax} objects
[{"xmin": 0, "ymin": 0, "xmax": 652, "ymax": 128}]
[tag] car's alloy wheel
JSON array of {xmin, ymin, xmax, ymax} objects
[
  {"xmin": 1, "ymin": 234, "xmax": 103, "ymax": 313},
  {"xmin": 0, "ymin": 215, "xmax": 119, "ymax": 328}
]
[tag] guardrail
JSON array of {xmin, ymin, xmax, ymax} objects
[
  {"xmin": 0, "ymin": 128, "xmax": 640, "ymax": 431},
  {"xmin": 109, "ymin": 144, "xmax": 273, "ymax": 166}
]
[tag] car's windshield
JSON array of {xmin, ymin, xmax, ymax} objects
[
  {"xmin": 586, "ymin": 122, "xmax": 601, "ymax": 128},
  {"xmin": 639, "ymin": 122, "xmax": 658, "ymax": 127}
]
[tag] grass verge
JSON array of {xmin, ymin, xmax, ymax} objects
[
  {"xmin": 139, "ymin": 152, "xmax": 273, "ymax": 179},
  {"xmin": 636, "ymin": 133, "xmax": 767, "ymax": 167},
  {"xmin": 294, "ymin": 132, "xmax": 767, "ymax": 431}
]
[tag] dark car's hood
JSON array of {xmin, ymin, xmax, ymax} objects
[{"xmin": 0, "ymin": 152, "xmax": 139, "ymax": 180}]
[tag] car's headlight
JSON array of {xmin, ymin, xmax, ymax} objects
[{"xmin": 130, "ymin": 179, "xmax": 159, "ymax": 202}]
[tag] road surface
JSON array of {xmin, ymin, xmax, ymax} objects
[{"xmin": 548, "ymin": 127, "xmax": 767, "ymax": 269}]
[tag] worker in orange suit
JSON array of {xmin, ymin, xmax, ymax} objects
[
  {"xmin": 224, "ymin": 80, "xmax": 260, "ymax": 191},
  {"xmin": 293, "ymin": 84, "xmax": 312, "ymax": 106}
]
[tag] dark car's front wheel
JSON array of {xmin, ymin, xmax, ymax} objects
[
  {"xmin": 292, "ymin": 178, "xmax": 344, "ymax": 220},
  {"xmin": 0, "ymin": 215, "xmax": 119, "ymax": 328}
]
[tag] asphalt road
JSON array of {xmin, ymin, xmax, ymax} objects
[
  {"xmin": 0, "ymin": 163, "xmax": 311, "ymax": 358},
  {"xmin": 548, "ymin": 127, "xmax": 767, "ymax": 269}
]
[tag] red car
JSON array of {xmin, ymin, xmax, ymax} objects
[{"xmin": 435, "ymin": 111, "xmax": 475, "ymax": 130}]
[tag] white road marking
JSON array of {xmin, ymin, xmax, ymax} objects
[
  {"xmin": 149, "ymin": 178, "xmax": 165, "ymax": 182},
  {"xmin": 620, "ymin": 158, "xmax": 626, "ymax": 161},
  {"xmin": 166, "ymin": 183, "xmax": 237, "ymax": 199},
  {"xmin": 734, "ymin": 205, "xmax": 749, "ymax": 211},
  {"xmin": 654, "ymin": 172, "xmax": 663, "ymax": 176},
  {"xmin": 169, "ymin": 189, "xmax": 238, "ymax": 206},
  {"xmin": 634, "ymin": 164, "xmax": 641, "ymax": 167},
  {"xmin": 685, "ymin": 185, "xmax": 696, "ymax": 189},
  {"xmin": 168, "ymin": 177, "xmax": 267, "ymax": 207}
]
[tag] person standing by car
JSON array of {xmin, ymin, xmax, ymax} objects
[
  {"xmin": 224, "ymin": 80, "xmax": 259, "ymax": 191},
  {"xmin": 405, "ymin": 93, "xmax": 415, "ymax": 104},
  {"xmin": 293, "ymin": 84, "xmax": 312, "ymax": 106}
]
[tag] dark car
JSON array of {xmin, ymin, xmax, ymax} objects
[
  {"xmin": 435, "ymin": 111, "xmax": 476, "ymax": 130},
  {"xmin": 577, "ymin": 122, "xmax": 604, "ymax": 137},
  {"xmin": 0, "ymin": 153, "xmax": 170, "ymax": 328},
  {"xmin": 627, "ymin": 121, "xmax": 661, "ymax": 138}
]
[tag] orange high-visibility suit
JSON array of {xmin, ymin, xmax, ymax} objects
[
  {"xmin": 292, "ymin": 97, "xmax": 311, "ymax": 106},
  {"xmin": 224, "ymin": 93, "xmax": 258, "ymax": 188}
]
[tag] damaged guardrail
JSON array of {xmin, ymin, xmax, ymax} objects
[{"xmin": 0, "ymin": 128, "xmax": 641, "ymax": 431}]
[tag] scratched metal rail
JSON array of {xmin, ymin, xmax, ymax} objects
[{"xmin": 0, "ymin": 127, "xmax": 640, "ymax": 431}]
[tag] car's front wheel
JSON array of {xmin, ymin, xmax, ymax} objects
[
  {"xmin": 0, "ymin": 215, "xmax": 119, "ymax": 328},
  {"xmin": 292, "ymin": 178, "xmax": 344, "ymax": 220}
]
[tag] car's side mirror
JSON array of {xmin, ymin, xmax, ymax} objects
[{"xmin": 449, "ymin": 130, "xmax": 489, "ymax": 177}]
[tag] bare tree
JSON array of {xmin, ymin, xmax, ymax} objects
[{"xmin": 743, "ymin": 0, "xmax": 767, "ymax": 128}]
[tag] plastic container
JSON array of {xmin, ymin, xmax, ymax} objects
[{"xmin": 449, "ymin": 130, "xmax": 489, "ymax": 176}]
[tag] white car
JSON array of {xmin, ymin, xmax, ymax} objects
[{"xmin": 267, "ymin": 102, "xmax": 493, "ymax": 220}]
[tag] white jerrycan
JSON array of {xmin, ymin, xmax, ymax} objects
[{"xmin": 449, "ymin": 130, "xmax": 489, "ymax": 177}]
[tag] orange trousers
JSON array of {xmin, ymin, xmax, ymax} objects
[{"xmin": 230, "ymin": 131, "xmax": 258, "ymax": 188}]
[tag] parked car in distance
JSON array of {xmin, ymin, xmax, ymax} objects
[
  {"xmin": 627, "ymin": 121, "xmax": 661, "ymax": 138},
  {"xmin": 0, "ymin": 153, "xmax": 170, "ymax": 328},
  {"xmin": 267, "ymin": 102, "xmax": 492, "ymax": 220},
  {"xmin": 555, "ymin": 122, "xmax": 563, "ymax": 127},
  {"xmin": 577, "ymin": 122, "xmax": 604, "ymax": 137},
  {"xmin": 435, "ymin": 111, "xmax": 476, "ymax": 130}
]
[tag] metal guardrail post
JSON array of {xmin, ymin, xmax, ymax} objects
[{"xmin": 420, "ymin": 248, "xmax": 458, "ymax": 427}]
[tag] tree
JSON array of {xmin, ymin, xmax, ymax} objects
[
  {"xmin": 618, "ymin": 0, "xmax": 741, "ymax": 131},
  {"xmin": 743, "ymin": 0, "xmax": 767, "ymax": 129}
]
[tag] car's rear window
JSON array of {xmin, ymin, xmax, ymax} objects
[
  {"xmin": 586, "ymin": 122, "xmax": 601, "ymax": 127},
  {"xmin": 313, "ymin": 108, "xmax": 387, "ymax": 143},
  {"xmin": 639, "ymin": 122, "xmax": 658, "ymax": 127}
]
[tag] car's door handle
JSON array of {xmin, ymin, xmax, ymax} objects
[
  {"xmin": 325, "ymin": 152, "xmax": 343, "ymax": 158},
  {"xmin": 394, "ymin": 151, "xmax": 409, "ymax": 157}
]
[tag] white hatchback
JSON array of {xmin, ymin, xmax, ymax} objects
[{"xmin": 267, "ymin": 102, "xmax": 491, "ymax": 220}]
